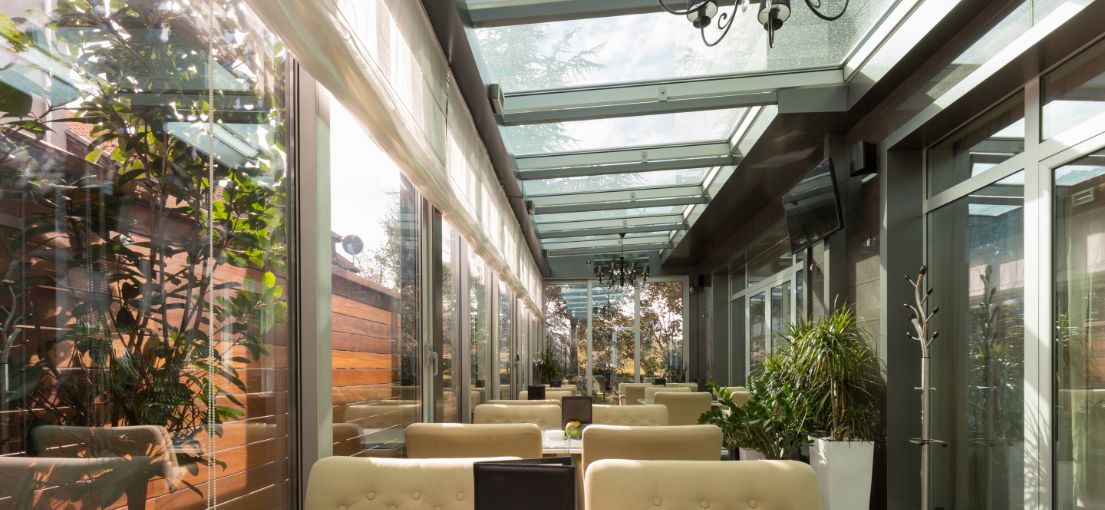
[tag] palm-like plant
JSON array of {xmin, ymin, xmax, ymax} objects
[{"xmin": 778, "ymin": 306, "xmax": 882, "ymax": 441}]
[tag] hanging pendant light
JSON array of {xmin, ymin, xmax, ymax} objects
[
  {"xmin": 589, "ymin": 233, "xmax": 650, "ymax": 289},
  {"xmin": 658, "ymin": 0, "xmax": 850, "ymax": 48}
]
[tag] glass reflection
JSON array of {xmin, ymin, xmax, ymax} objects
[
  {"xmin": 1042, "ymin": 37, "xmax": 1105, "ymax": 140},
  {"xmin": 498, "ymin": 281, "xmax": 514, "ymax": 400},
  {"xmin": 1053, "ymin": 152, "xmax": 1105, "ymax": 509},
  {"xmin": 0, "ymin": 1, "xmax": 290, "ymax": 506},
  {"xmin": 329, "ymin": 99, "xmax": 422, "ymax": 457},
  {"xmin": 928, "ymin": 172, "xmax": 1025, "ymax": 509}
]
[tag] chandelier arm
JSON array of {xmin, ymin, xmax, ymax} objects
[
  {"xmin": 656, "ymin": 0, "xmax": 698, "ymax": 15},
  {"xmin": 805, "ymin": 0, "xmax": 849, "ymax": 21},
  {"xmin": 701, "ymin": 8, "xmax": 737, "ymax": 47}
]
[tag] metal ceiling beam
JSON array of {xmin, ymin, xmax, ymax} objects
[
  {"xmin": 538, "ymin": 222, "xmax": 687, "ymax": 239},
  {"xmin": 546, "ymin": 242, "xmax": 672, "ymax": 257},
  {"xmin": 529, "ymin": 185, "xmax": 704, "ymax": 207},
  {"xmin": 532, "ymin": 195, "xmax": 707, "ymax": 215},
  {"xmin": 462, "ymin": 0, "xmax": 741, "ymax": 27},
  {"xmin": 501, "ymin": 69, "xmax": 841, "ymax": 124},
  {"xmin": 502, "ymin": 91, "xmax": 775, "ymax": 125},
  {"xmin": 537, "ymin": 213, "xmax": 688, "ymax": 232},
  {"xmin": 515, "ymin": 141, "xmax": 737, "ymax": 179}
]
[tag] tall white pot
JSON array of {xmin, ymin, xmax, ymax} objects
[{"xmin": 810, "ymin": 438, "xmax": 874, "ymax": 510}]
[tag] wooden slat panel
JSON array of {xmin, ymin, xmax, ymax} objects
[
  {"xmin": 331, "ymin": 295, "xmax": 391, "ymax": 325},
  {"xmin": 331, "ymin": 351, "xmax": 391, "ymax": 370},
  {"xmin": 330, "ymin": 330, "xmax": 390, "ymax": 353},
  {"xmin": 331, "ymin": 369, "xmax": 391, "ymax": 387}
]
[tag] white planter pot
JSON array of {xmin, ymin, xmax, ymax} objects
[
  {"xmin": 810, "ymin": 438, "xmax": 874, "ymax": 510},
  {"xmin": 738, "ymin": 447, "xmax": 765, "ymax": 461}
]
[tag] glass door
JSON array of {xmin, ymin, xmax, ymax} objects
[
  {"xmin": 1052, "ymin": 149, "xmax": 1105, "ymax": 509},
  {"xmin": 741, "ymin": 269, "xmax": 800, "ymax": 379},
  {"xmin": 591, "ymin": 284, "xmax": 636, "ymax": 402}
]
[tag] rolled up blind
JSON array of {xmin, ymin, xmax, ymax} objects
[{"xmin": 246, "ymin": 0, "xmax": 542, "ymax": 311}]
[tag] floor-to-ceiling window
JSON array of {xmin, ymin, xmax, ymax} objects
[
  {"xmin": 436, "ymin": 219, "xmax": 461, "ymax": 422},
  {"xmin": 916, "ymin": 33, "xmax": 1105, "ymax": 507},
  {"xmin": 497, "ymin": 281, "xmax": 514, "ymax": 400},
  {"xmin": 468, "ymin": 248, "xmax": 492, "ymax": 414},
  {"xmin": 328, "ymin": 97, "xmax": 421, "ymax": 456},
  {"xmin": 542, "ymin": 279, "xmax": 688, "ymax": 398},
  {"xmin": 0, "ymin": 1, "xmax": 292, "ymax": 506}
]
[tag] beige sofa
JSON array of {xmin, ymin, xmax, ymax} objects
[
  {"xmin": 667, "ymin": 382, "xmax": 700, "ymax": 391},
  {"xmin": 618, "ymin": 383, "xmax": 652, "ymax": 406},
  {"xmin": 0, "ymin": 456, "xmax": 156, "ymax": 510},
  {"xmin": 306, "ymin": 456, "xmax": 515, "ymax": 510},
  {"xmin": 644, "ymin": 385, "xmax": 691, "ymax": 401},
  {"xmin": 405, "ymin": 423, "xmax": 542, "ymax": 459},
  {"xmin": 486, "ymin": 399, "xmax": 561, "ymax": 406},
  {"xmin": 580, "ymin": 424, "xmax": 722, "ymax": 475},
  {"xmin": 585, "ymin": 459, "xmax": 823, "ymax": 510},
  {"xmin": 592, "ymin": 404, "xmax": 669, "ymax": 426},
  {"xmin": 473, "ymin": 403, "xmax": 560, "ymax": 430},
  {"xmin": 518, "ymin": 389, "xmax": 574, "ymax": 401},
  {"xmin": 340, "ymin": 402, "xmax": 419, "ymax": 428},
  {"xmin": 653, "ymin": 392, "xmax": 713, "ymax": 426}
]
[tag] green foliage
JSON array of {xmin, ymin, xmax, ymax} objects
[
  {"xmin": 776, "ymin": 306, "xmax": 883, "ymax": 441},
  {"xmin": 700, "ymin": 373, "xmax": 807, "ymax": 460},
  {"xmin": 533, "ymin": 343, "xmax": 562, "ymax": 385},
  {"xmin": 0, "ymin": 0, "xmax": 286, "ymax": 442}
]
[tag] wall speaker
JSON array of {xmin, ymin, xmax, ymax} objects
[
  {"xmin": 850, "ymin": 141, "xmax": 877, "ymax": 177},
  {"xmin": 488, "ymin": 84, "xmax": 505, "ymax": 116}
]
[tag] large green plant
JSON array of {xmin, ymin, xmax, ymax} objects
[
  {"xmin": 700, "ymin": 361, "xmax": 808, "ymax": 460},
  {"xmin": 0, "ymin": 0, "xmax": 285, "ymax": 440},
  {"xmin": 778, "ymin": 307, "xmax": 882, "ymax": 441}
]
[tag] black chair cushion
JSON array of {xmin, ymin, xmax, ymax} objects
[{"xmin": 474, "ymin": 457, "xmax": 575, "ymax": 510}]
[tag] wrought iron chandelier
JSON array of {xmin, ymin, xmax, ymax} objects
[
  {"xmin": 589, "ymin": 233, "xmax": 650, "ymax": 289},
  {"xmin": 657, "ymin": 0, "xmax": 851, "ymax": 47}
]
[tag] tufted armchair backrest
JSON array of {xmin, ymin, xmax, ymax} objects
[
  {"xmin": 585, "ymin": 459, "xmax": 823, "ymax": 510},
  {"xmin": 473, "ymin": 404, "xmax": 560, "ymax": 430},
  {"xmin": 306, "ymin": 456, "xmax": 516, "ymax": 510},
  {"xmin": 32, "ymin": 425, "xmax": 182, "ymax": 490},
  {"xmin": 486, "ymin": 399, "xmax": 561, "ymax": 406},
  {"xmin": 618, "ymin": 383, "xmax": 652, "ymax": 406},
  {"xmin": 580, "ymin": 425, "xmax": 722, "ymax": 475},
  {"xmin": 592, "ymin": 405, "xmax": 669, "ymax": 426},
  {"xmin": 518, "ymin": 389, "xmax": 574, "ymax": 402},
  {"xmin": 643, "ymin": 386, "xmax": 691, "ymax": 401},
  {"xmin": 666, "ymin": 382, "xmax": 700, "ymax": 391},
  {"xmin": 726, "ymin": 387, "xmax": 753, "ymax": 406},
  {"xmin": 653, "ymin": 392, "xmax": 713, "ymax": 426},
  {"xmin": 405, "ymin": 423, "xmax": 542, "ymax": 459}
]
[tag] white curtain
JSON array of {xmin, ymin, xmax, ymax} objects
[{"xmin": 245, "ymin": 0, "xmax": 541, "ymax": 311}]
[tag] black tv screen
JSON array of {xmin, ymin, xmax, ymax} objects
[{"xmin": 783, "ymin": 158, "xmax": 843, "ymax": 253}]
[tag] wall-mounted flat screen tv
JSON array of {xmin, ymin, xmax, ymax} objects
[{"xmin": 783, "ymin": 158, "xmax": 843, "ymax": 254}]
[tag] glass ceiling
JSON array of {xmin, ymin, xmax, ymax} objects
[
  {"xmin": 471, "ymin": 0, "xmax": 896, "ymax": 92},
  {"xmin": 457, "ymin": 0, "xmax": 908, "ymax": 260}
]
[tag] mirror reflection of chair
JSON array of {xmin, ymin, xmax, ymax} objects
[{"xmin": 31, "ymin": 425, "xmax": 183, "ymax": 492}]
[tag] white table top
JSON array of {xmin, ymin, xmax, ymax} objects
[{"xmin": 541, "ymin": 429, "xmax": 582, "ymax": 455}]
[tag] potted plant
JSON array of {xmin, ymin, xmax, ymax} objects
[
  {"xmin": 533, "ymin": 344, "xmax": 562, "ymax": 386},
  {"xmin": 780, "ymin": 307, "xmax": 882, "ymax": 510},
  {"xmin": 699, "ymin": 363, "xmax": 807, "ymax": 461}
]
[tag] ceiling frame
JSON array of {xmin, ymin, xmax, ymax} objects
[
  {"xmin": 532, "ymin": 195, "xmax": 708, "ymax": 215},
  {"xmin": 546, "ymin": 242, "xmax": 673, "ymax": 257},
  {"xmin": 538, "ymin": 222, "xmax": 688, "ymax": 239},
  {"xmin": 463, "ymin": 0, "xmax": 742, "ymax": 27}
]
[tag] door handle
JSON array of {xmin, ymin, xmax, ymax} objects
[{"xmin": 429, "ymin": 351, "xmax": 440, "ymax": 377}]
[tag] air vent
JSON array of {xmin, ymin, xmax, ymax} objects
[
  {"xmin": 1073, "ymin": 187, "xmax": 1095, "ymax": 207},
  {"xmin": 488, "ymin": 84, "xmax": 505, "ymax": 116}
]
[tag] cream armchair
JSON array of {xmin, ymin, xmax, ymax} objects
[
  {"xmin": 726, "ymin": 386, "xmax": 753, "ymax": 406},
  {"xmin": 643, "ymin": 385, "xmax": 691, "ymax": 401},
  {"xmin": 585, "ymin": 459, "xmax": 823, "ymax": 510},
  {"xmin": 518, "ymin": 389, "xmax": 574, "ymax": 401},
  {"xmin": 592, "ymin": 404, "xmax": 669, "ymax": 426},
  {"xmin": 32, "ymin": 425, "xmax": 183, "ymax": 491},
  {"xmin": 306, "ymin": 456, "xmax": 515, "ymax": 510},
  {"xmin": 405, "ymin": 423, "xmax": 542, "ymax": 459},
  {"xmin": 473, "ymin": 403, "xmax": 560, "ymax": 430},
  {"xmin": 486, "ymin": 399, "xmax": 561, "ymax": 406},
  {"xmin": 653, "ymin": 392, "xmax": 713, "ymax": 426},
  {"xmin": 580, "ymin": 424, "xmax": 722, "ymax": 475},
  {"xmin": 667, "ymin": 382, "xmax": 700, "ymax": 391},
  {"xmin": 0, "ymin": 457, "xmax": 155, "ymax": 510},
  {"xmin": 618, "ymin": 383, "xmax": 652, "ymax": 406}
]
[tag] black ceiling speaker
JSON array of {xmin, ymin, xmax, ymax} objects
[{"xmin": 850, "ymin": 141, "xmax": 877, "ymax": 177}]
